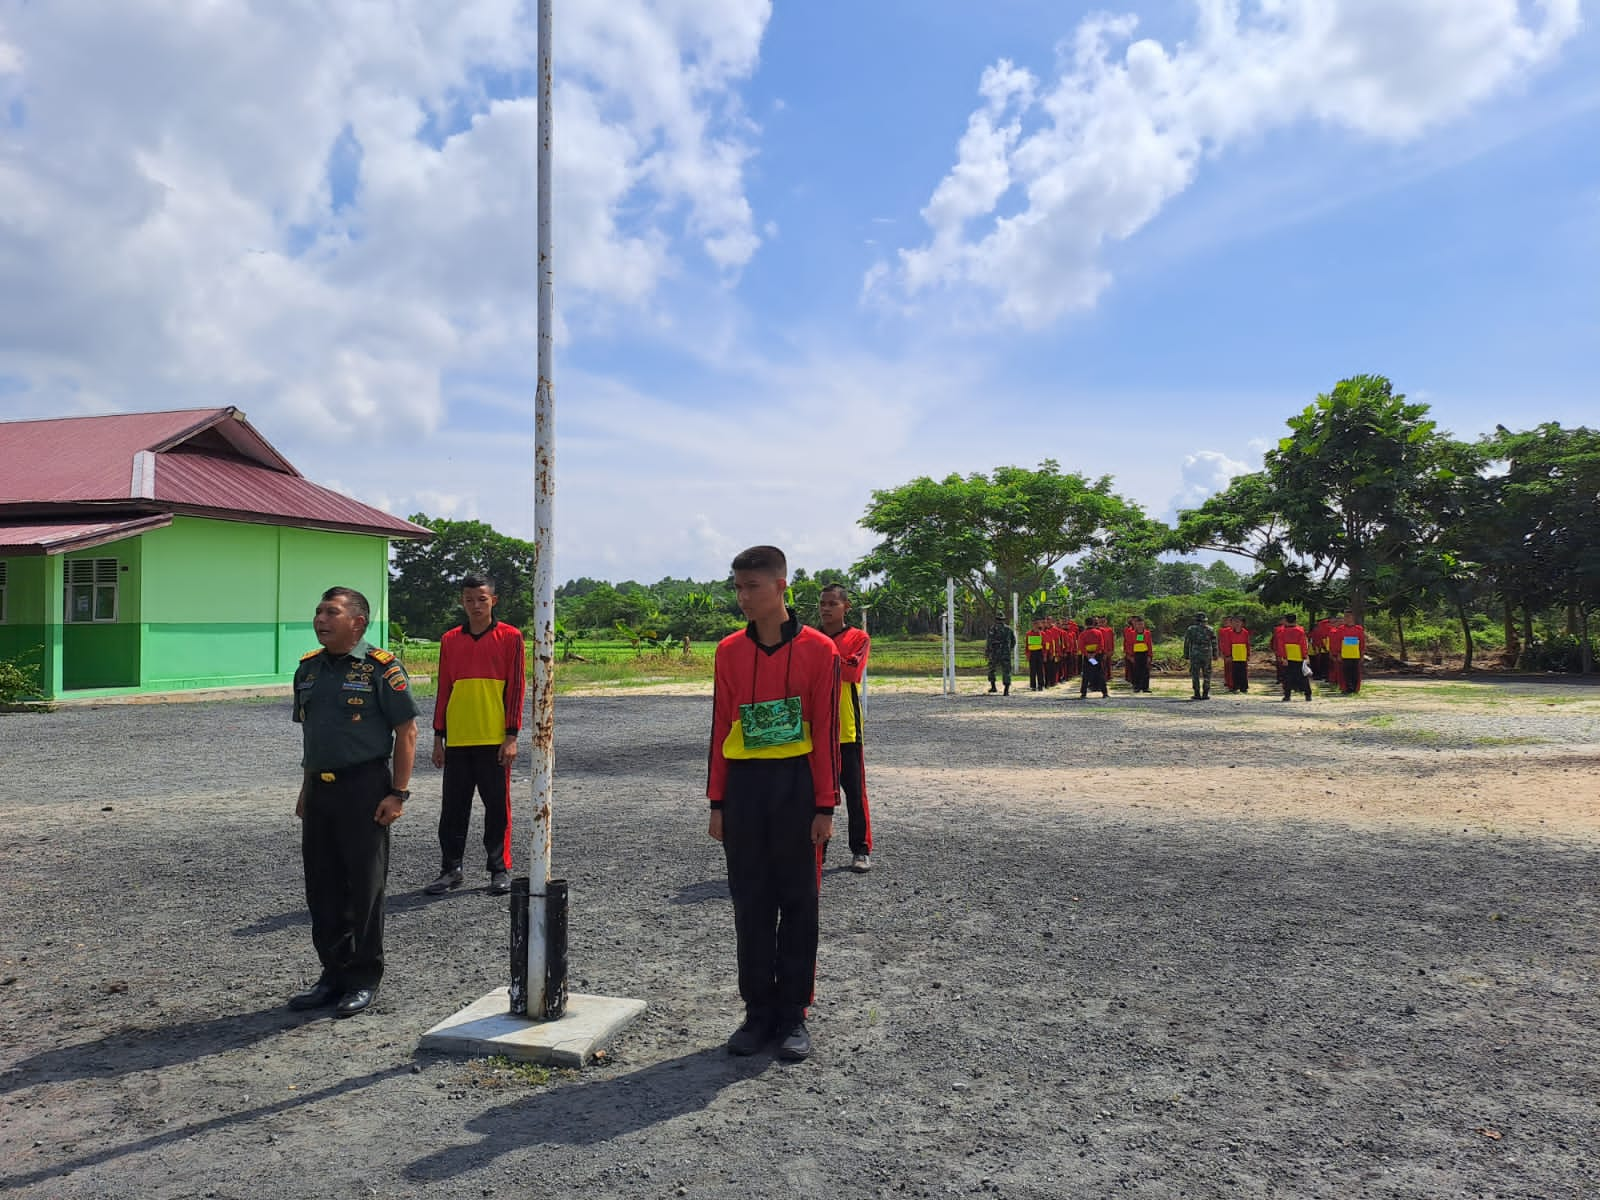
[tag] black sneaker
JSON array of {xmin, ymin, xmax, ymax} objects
[
  {"xmin": 424, "ymin": 868, "xmax": 464, "ymax": 895},
  {"xmin": 727, "ymin": 1016, "xmax": 769, "ymax": 1056},
  {"xmin": 776, "ymin": 1022, "xmax": 812, "ymax": 1061},
  {"xmin": 487, "ymin": 870, "xmax": 511, "ymax": 895}
]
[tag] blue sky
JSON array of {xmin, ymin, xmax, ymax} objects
[{"xmin": 1, "ymin": 1, "xmax": 1596, "ymax": 583}]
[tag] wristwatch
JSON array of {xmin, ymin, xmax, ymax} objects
[{"xmin": 388, "ymin": 788, "xmax": 410, "ymax": 801}]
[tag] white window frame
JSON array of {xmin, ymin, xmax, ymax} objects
[{"xmin": 65, "ymin": 557, "xmax": 120, "ymax": 624}]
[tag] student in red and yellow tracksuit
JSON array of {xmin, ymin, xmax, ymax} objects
[
  {"xmin": 1310, "ymin": 617, "xmax": 1335, "ymax": 682},
  {"xmin": 708, "ymin": 546, "xmax": 839, "ymax": 1062},
  {"xmin": 1269, "ymin": 616, "xmax": 1287, "ymax": 690},
  {"xmin": 1219, "ymin": 616, "xmax": 1251, "ymax": 693},
  {"xmin": 1062, "ymin": 619, "xmax": 1080, "ymax": 683},
  {"xmin": 1026, "ymin": 619, "xmax": 1047, "ymax": 691},
  {"xmin": 1044, "ymin": 620, "xmax": 1063, "ymax": 687},
  {"xmin": 1077, "ymin": 618, "xmax": 1111, "ymax": 698},
  {"xmin": 817, "ymin": 584, "xmax": 872, "ymax": 873},
  {"xmin": 1277, "ymin": 613, "xmax": 1312, "ymax": 701},
  {"xmin": 428, "ymin": 573, "xmax": 526, "ymax": 897},
  {"xmin": 1123, "ymin": 616, "xmax": 1154, "ymax": 693},
  {"xmin": 1333, "ymin": 611, "xmax": 1368, "ymax": 693}
]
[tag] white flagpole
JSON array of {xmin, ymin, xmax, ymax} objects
[{"xmin": 526, "ymin": 0, "xmax": 556, "ymax": 1016}]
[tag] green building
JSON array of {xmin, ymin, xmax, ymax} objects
[{"xmin": 0, "ymin": 407, "xmax": 430, "ymax": 700}]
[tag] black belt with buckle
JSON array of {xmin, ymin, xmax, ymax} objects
[{"xmin": 313, "ymin": 758, "xmax": 386, "ymax": 784}]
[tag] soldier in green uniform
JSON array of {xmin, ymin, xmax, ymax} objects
[
  {"xmin": 985, "ymin": 613, "xmax": 1016, "ymax": 694},
  {"xmin": 1181, "ymin": 611, "xmax": 1218, "ymax": 701},
  {"xmin": 288, "ymin": 586, "xmax": 418, "ymax": 1018}
]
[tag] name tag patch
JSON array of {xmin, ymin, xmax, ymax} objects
[{"xmin": 342, "ymin": 680, "xmax": 373, "ymax": 692}]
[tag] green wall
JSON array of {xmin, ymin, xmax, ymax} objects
[
  {"xmin": 61, "ymin": 542, "xmax": 141, "ymax": 689},
  {"xmin": 0, "ymin": 555, "xmax": 55, "ymax": 699},
  {"xmin": 4, "ymin": 517, "xmax": 395, "ymax": 698},
  {"xmin": 138, "ymin": 517, "xmax": 392, "ymax": 692}
]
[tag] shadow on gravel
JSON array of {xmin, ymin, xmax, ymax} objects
[
  {"xmin": 0, "ymin": 1065, "xmax": 409, "ymax": 1193},
  {"xmin": 403, "ymin": 1047, "xmax": 755, "ymax": 1182},
  {"xmin": 233, "ymin": 886, "xmax": 491, "ymax": 937},
  {"xmin": 0, "ymin": 1005, "xmax": 318, "ymax": 1093},
  {"xmin": 668, "ymin": 878, "xmax": 729, "ymax": 905}
]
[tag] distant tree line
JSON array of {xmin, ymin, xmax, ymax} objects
[{"xmin": 389, "ymin": 375, "xmax": 1598, "ymax": 672}]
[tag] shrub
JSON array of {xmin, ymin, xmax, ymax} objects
[{"xmin": 0, "ymin": 648, "xmax": 44, "ymax": 704}]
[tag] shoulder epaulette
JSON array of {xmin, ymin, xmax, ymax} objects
[
  {"xmin": 368, "ymin": 647, "xmax": 397, "ymax": 664},
  {"xmin": 300, "ymin": 648, "xmax": 322, "ymax": 661}
]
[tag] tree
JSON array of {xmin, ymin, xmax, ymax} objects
[
  {"xmin": 856, "ymin": 461, "xmax": 1151, "ymax": 617},
  {"xmin": 1172, "ymin": 473, "xmax": 1292, "ymax": 569},
  {"xmin": 1263, "ymin": 375, "xmax": 1457, "ymax": 623},
  {"xmin": 390, "ymin": 515, "xmax": 537, "ymax": 639},
  {"xmin": 1480, "ymin": 423, "xmax": 1600, "ymax": 672}
]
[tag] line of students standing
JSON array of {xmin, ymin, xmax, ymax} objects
[
  {"xmin": 1019, "ymin": 610, "xmax": 1370, "ymax": 699},
  {"xmin": 1023, "ymin": 615, "xmax": 1157, "ymax": 696}
]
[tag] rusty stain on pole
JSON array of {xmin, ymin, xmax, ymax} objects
[{"xmin": 527, "ymin": 0, "xmax": 555, "ymax": 1016}]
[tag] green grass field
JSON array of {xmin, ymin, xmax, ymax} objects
[{"xmin": 393, "ymin": 635, "xmax": 1030, "ymax": 695}]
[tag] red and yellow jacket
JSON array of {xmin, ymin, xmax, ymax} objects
[
  {"xmin": 1332, "ymin": 623, "xmax": 1367, "ymax": 659},
  {"xmin": 827, "ymin": 625, "xmax": 870, "ymax": 746},
  {"xmin": 707, "ymin": 616, "xmax": 840, "ymax": 812},
  {"xmin": 1311, "ymin": 619, "xmax": 1335, "ymax": 654},
  {"xmin": 1077, "ymin": 626, "xmax": 1111, "ymax": 658},
  {"xmin": 1123, "ymin": 626, "xmax": 1154, "ymax": 658},
  {"xmin": 1218, "ymin": 626, "xmax": 1251, "ymax": 663},
  {"xmin": 433, "ymin": 619, "xmax": 526, "ymax": 747},
  {"xmin": 1277, "ymin": 624, "xmax": 1310, "ymax": 662}
]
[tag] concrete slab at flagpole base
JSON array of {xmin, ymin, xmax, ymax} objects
[{"xmin": 419, "ymin": 987, "xmax": 646, "ymax": 1068}]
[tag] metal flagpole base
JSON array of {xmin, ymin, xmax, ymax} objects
[{"xmin": 420, "ymin": 875, "xmax": 644, "ymax": 1067}]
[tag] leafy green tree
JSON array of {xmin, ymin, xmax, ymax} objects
[
  {"xmin": 568, "ymin": 583, "xmax": 659, "ymax": 635},
  {"xmin": 662, "ymin": 590, "xmax": 743, "ymax": 642},
  {"xmin": 390, "ymin": 515, "xmax": 537, "ymax": 639},
  {"xmin": 1480, "ymin": 423, "xmax": 1600, "ymax": 672},
  {"xmin": 1264, "ymin": 375, "xmax": 1458, "ymax": 623},
  {"xmin": 857, "ymin": 461, "xmax": 1152, "ymax": 618}
]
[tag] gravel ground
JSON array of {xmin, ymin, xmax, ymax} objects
[{"xmin": 1, "ymin": 674, "xmax": 1597, "ymax": 1199}]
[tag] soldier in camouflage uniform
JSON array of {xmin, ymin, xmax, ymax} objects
[
  {"xmin": 986, "ymin": 614, "xmax": 1016, "ymax": 695},
  {"xmin": 1181, "ymin": 611, "xmax": 1218, "ymax": 701}
]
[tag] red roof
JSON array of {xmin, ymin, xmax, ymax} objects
[
  {"xmin": 0, "ymin": 515, "xmax": 174, "ymax": 555},
  {"xmin": 0, "ymin": 408, "xmax": 429, "ymax": 540}
]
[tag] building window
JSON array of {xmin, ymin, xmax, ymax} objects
[{"xmin": 65, "ymin": 558, "xmax": 119, "ymax": 623}]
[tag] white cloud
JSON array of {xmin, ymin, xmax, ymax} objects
[
  {"xmin": 1170, "ymin": 449, "xmax": 1251, "ymax": 512},
  {"xmin": 0, "ymin": 0, "xmax": 770, "ymax": 437},
  {"xmin": 878, "ymin": 0, "xmax": 1582, "ymax": 327}
]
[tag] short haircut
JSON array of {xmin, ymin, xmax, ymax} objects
[
  {"xmin": 321, "ymin": 586, "xmax": 370, "ymax": 623},
  {"xmin": 460, "ymin": 572, "xmax": 495, "ymax": 592},
  {"xmin": 1285, "ymin": 613, "xmax": 1298, "ymax": 624},
  {"xmin": 819, "ymin": 583, "xmax": 849, "ymax": 601},
  {"xmin": 731, "ymin": 545, "xmax": 787, "ymax": 576}
]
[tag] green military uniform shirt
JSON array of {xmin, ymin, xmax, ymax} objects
[
  {"xmin": 293, "ymin": 639, "xmax": 419, "ymax": 772},
  {"xmin": 1181, "ymin": 622, "xmax": 1218, "ymax": 663}
]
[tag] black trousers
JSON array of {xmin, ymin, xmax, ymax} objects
[
  {"xmin": 440, "ymin": 744, "xmax": 513, "ymax": 872},
  {"xmin": 302, "ymin": 758, "xmax": 390, "ymax": 990},
  {"xmin": 1283, "ymin": 662, "xmax": 1312, "ymax": 699},
  {"xmin": 1228, "ymin": 661, "xmax": 1249, "ymax": 692},
  {"xmin": 1080, "ymin": 657, "xmax": 1108, "ymax": 696},
  {"xmin": 839, "ymin": 742, "xmax": 872, "ymax": 855},
  {"xmin": 721, "ymin": 757, "xmax": 820, "ymax": 1027},
  {"xmin": 1340, "ymin": 657, "xmax": 1363, "ymax": 693},
  {"xmin": 1028, "ymin": 651, "xmax": 1045, "ymax": 690},
  {"xmin": 987, "ymin": 657, "xmax": 1011, "ymax": 689},
  {"xmin": 1128, "ymin": 653, "xmax": 1151, "ymax": 692}
]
